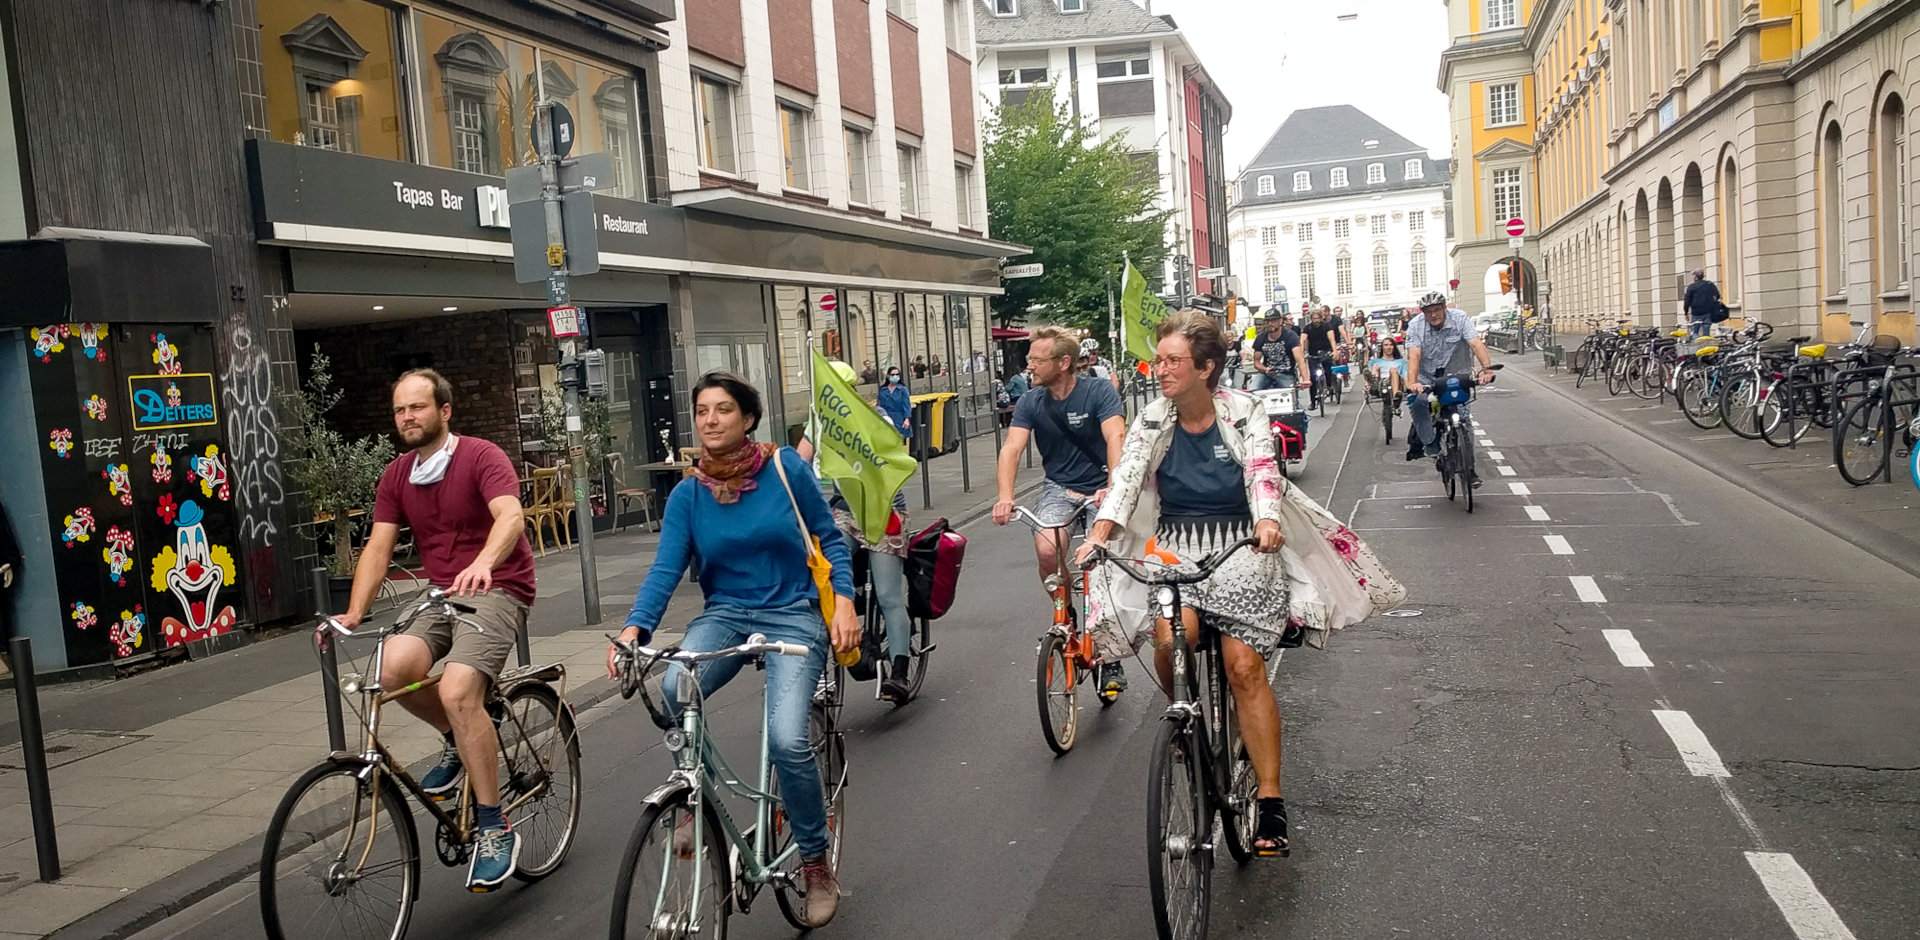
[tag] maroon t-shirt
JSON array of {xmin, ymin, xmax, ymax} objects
[{"xmin": 373, "ymin": 436, "xmax": 536, "ymax": 606}]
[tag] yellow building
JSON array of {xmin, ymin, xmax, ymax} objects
[{"xmin": 1442, "ymin": 0, "xmax": 1920, "ymax": 342}]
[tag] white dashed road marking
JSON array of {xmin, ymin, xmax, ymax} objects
[
  {"xmin": 1652, "ymin": 709, "xmax": 1730, "ymax": 777},
  {"xmin": 1487, "ymin": 450, "xmax": 1505, "ymax": 460},
  {"xmin": 1543, "ymin": 535, "xmax": 1574, "ymax": 555},
  {"xmin": 1745, "ymin": 852, "xmax": 1858, "ymax": 940},
  {"xmin": 1497, "ymin": 465, "xmax": 1518, "ymax": 476},
  {"xmin": 1509, "ymin": 482, "xmax": 1531, "ymax": 496},
  {"xmin": 1524, "ymin": 505, "xmax": 1551, "ymax": 521},
  {"xmin": 1569, "ymin": 575, "xmax": 1607, "ymax": 602},
  {"xmin": 1601, "ymin": 629, "xmax": 1653, "ymax": 667}
]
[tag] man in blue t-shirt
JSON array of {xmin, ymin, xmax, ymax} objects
[
  {"xmin": 1404, "ymin": 291, "xmax": 1496, "ymax": 474},
  {"xmin": 994, "ymin": 325, "xmax": 1129, "ymax": 693}
]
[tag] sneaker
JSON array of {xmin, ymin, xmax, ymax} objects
[
  {"xmin": 799, "ymin": 855, "xmax": 840, "ymax": 927},
  {"xmin": 466, "ymin": 826, "xmax": 519, "ymax": 892},
  {"xmin": 1100, "ymin": 661, "xmax": 1127, "ymax": 697},
  {"xmin": 421, "ymin": 741, "xmax": 464, "ymax": 802}
]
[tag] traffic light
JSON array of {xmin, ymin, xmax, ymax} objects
[{"xmin": 1498, "ymin": 264, "xmax": 1514, "ymax": 294}]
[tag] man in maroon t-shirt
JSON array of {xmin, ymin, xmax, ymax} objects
[{"xmin": 333, "ymin": 368, "xmax": 536, "ymax": 891}]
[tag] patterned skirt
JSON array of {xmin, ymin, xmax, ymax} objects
[{"xmin": 1152, "ymin": 514, "xmax": 1290, "ymax": 661}]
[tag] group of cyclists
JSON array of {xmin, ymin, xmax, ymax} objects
[{"xmin": 322, "ymin": 292, "xmax": 1490, "ymax": 931}]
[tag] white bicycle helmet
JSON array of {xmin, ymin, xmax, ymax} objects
[
  {"xmin": 1418, "ymin": 290, "xmax": 1448, "ymax": 309},
  {"xmin": 1079, "ymin": 338, "xmax": 1101, "ymax": 358}
]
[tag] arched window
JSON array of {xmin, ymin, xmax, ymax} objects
[
  {"xmin": 1719, "ymin": 157, "xmax": 1742, "ymax": 303},
  {"xmin": 1292, "ymin": 171, "xmax": 1310, "ymax": 192},
  {"xmin": 1878, "ymin": 93, "xmax": 1909, "ymax": 290},
  {"xmin": 1822, "ymin": 120, "xmax": 1845, "ymax": 297},
  {"xmin": 1257, "ymin": 175, "xmax": 1275, "ymax": 196}
]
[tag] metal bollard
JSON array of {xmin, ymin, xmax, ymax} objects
[
  {"xmin": 957, "ymin": 397, "xmax": 973, "ymax": 494},
  {"xmin": 9, "ymin": 637, "xmax": 60, "ymax": 882},
  {"xmin": 310, "ymin": 567, "xmax": 346, "ymax": 752}
]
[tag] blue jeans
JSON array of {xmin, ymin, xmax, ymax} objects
[
  {"xmin": 666, "ymin": 601, "xmax": 833, "ymax": 858},
  {"xmin": 867, "ymin": 550, "xmax": 912, "ymax": 659},
  {"xmin": 1688, "ymin": 316, "xmax": 1712, "ymax": 340},
  {"xmin": 1407, "ymin": 392, "xmax": 1468, "ymax": 449},
  {"xmin": 1248, "ymin": 370, "xmax": 1297, "ymax": 391}
]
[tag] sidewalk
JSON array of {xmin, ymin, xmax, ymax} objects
[
  {"xmin": 1504, "ymin": 351, "xmax": 1920, "ymax": 578},
  {"xmin": 0, "ymin": 433, "xmax": 1024, "ymax": 939}
]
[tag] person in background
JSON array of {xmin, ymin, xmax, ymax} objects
[
  {"xmin": 1369, "ymin": 338, "xmax": 1409, "ymax": 407},
  {"xmin": 1684, "ymin": 269, "xmax": 1722, "ymax": 340},
  {"xmin": 858, "ymin": 359, "xmax": 878, "ymax": 385},
  {"xmin": 878, "ymin": 365, "xmax": 913, "ymax": 442},
  {"xmin": 912, "ymin": 356, "xmax": 928, "ymax": 379}
]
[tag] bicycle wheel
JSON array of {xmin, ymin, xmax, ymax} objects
[
  {"xmin": 494, "ymin": 684, "xmax": 580, "ymax": 881},
  {"xmin": 609, "ymin": 792, "xmax": 730, "ymax": 940},
  {"xmin": 1147, "ymin": 719, "xmax": 1212, "ymax": 940},
  {"xmin": 1204, "ymin": 648, "xmax": 1255, "ymax": 867},
  {"xmin": 773, "ymin": 702, "xmax": 847, "ymax": 929},
  {"xmin": 1630, "ymin": 357, "xmax": 1662, "ymax": 400},
  {"xmin": 1679, "ymin": 370, "xmax": 1723, "ymax": 429},
  {"xmin": 904, "ymin": 614, "xmax": 932, "ymax": 701},
  {"xmin": 1606, "ymin": 356, "xmax": 1629, "ymax": 396},
  {"xmin": 1719, "ymin": 370, "xmax": 1764, "ymax": 439},
  {"xmin": 260, "ymin": 762, "xmax": 419, "ymax": 940},
  {"xmin": 1440, "ymin": 435, "xmax": 1457, "ymax": 502},
  {"xmin": 1757, "ymin": 379, "xmax": 1809, "ymax": 447},
  {"xmin": 1036, "ymin": 631, "xmax": 1078, "ymax": 755},
  {"xmin": 1458, "ymin": 430, "xmax": 1476, "ymax": 513},
  {"xmin": 1382, "ymin": 393, "xmax": 1395, "ymax": 444},
  {"xmin": 1835, "ymin": 396, "xmax": 1891, "ymax": 486},
  {"xmin": 1574, "ymin": 346, "xmax": 1594, "ymax": 388}
]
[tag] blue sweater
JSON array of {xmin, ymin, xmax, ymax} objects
[
  {"xmin": 877, "ymin": 384, "xmax": 912, "ymax": 435},
  {"xmin": 624, "ymin": 448, "xmax": 855, "ymax": 637}
]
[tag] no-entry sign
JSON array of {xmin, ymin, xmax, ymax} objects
[{"xmin": 1505, "ymin": 218, "xmax": 1527, "ymax": 237}]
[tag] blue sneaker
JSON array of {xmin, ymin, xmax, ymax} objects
[
  {"xmin": 420, "ymin": 741, "xmax": 464, "ymax": 802},
  {"xmin": 467, "ymin": 826, "xmax": 519, "ymax": 892}
]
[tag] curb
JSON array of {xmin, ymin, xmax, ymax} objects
[{"xmin": 1515, "ymin": 363, "xmax": 1920, "ymax": 582}]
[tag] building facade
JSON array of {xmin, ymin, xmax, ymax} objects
[
  {"xmin": 1445, "ymin": 0, "xmax": 1920, "ymax": 345},
  {"xmin": 1227, "ymin": 106, "xmax": 1453, "ymax": 317},
  {"xmin": 974, "ymin": 0, "xmax": 1232, "ymax": 304}
]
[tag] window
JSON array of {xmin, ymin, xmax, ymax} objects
[
  {"xmin": 898, "ymin": 144, "xmax": 922, "ymax": 216},
  {"xmin": 1369, "ymin": 214, "xmax": 1385, "ymax": 236},
  {"xmin": 419, "ymin": 15, "xmax": 535, "ymax": 176},
  {"xmin": 542, "ymin": 51, "xmax": 649, "ymax": 198},
  {"xmin": 1058, "ymin": 0, "xmax": 1085, "ymax": 11},
  {"xmin": 1263, "ymin": 261, "xmax": 1281, "ymax": 296},
  {"xmin": 1484, "ymin": 0, "xmax": 1517, "ymax": 29},
  {"xmin": 696, "ymin": 75, "xmax": 739, "ymax": 173},
  {"xmin": 1487, "ymin": 81, "xmax": 1520, "ymax": 126},
  {"xmin": 886, "ymin": 0, "xmax": 914, "ymax": 17},
  {"xmin": 998, "ymin": 65, "xmax": 1048, "ymax": 86},
  {"xmin": 1409, "ymin": 209, "xmax": 1426, "ymax": 233},
  {"xmin": 992, "ymin": 0, "xmax": 1016, "ymax": 14},
  {"xmin": 1879, "ymin": 95, "xmax": 1909, "ymax": 289},
  {"xmin": 1373, "ymin": 247, "xmax": 1390, "ymax": 291},
  {"xmin": 1492, "ymin": 167, "xmax": 1522, "ymax": 227},
  {"xmin": 1822, "ymin": 122, "xmax": 1844, "ymax": 294},
  {"xmin": 945, "ymin": 0, "xmax": 967, "ymax": 49},
  {"xmin": 955, "ymin": 164, "xmax": 975, "ymax": 227},
  {"xmin": 1405, "ymin": 159, "xmax": 1424, "ymax": 179},
  {"xmin": 1257, "ymin": 175, "xmax": 1275, "ymax": 196},
  {"xmin": 779, "ymin": 103, "xmax": 811, "ymax": 190},
  {"xmin": 1333, "ymin": 217, "xmax": 1350, "ymax": 239},
  {"xmin": 846, "ymin": 127, "xmax": 872, "ymax": 204},
  {"xmin": 1095, "ymin": 55, "xmax": 1151, "ymax": 80},
  {"xmin": 450, "ymin": 92, "xmax": 488, "ymax": 173},
  {"xmin": 1299, "ymin": 258, "xmax": 1316, "ymax": 300},
  {"xmin": 1411, "ymin": 248, "xmax": 1428, "ymax": 287},
  {"xmin": 1330, "ymin": 167, "xmax": 1348, "ymax": 188},
  {"xmin": 267, "ymin": 2, "xmax": 403, "ymax": 159},
  {"xmin": 1298, "ymin": 223, "xmax": 1313, "ymax": 244},
  {"xmin": 1721, "ymin": 158, "xmax": 1742, "ymax": 301},
  {"xmin": 1335, "ymin": 254, "xmax": 1354, "ymax": 295},
  {"xmin": 1260, "ymin": 225, "xmax": 1277, "ymax": 247},
  {"xmin": 303, "ymin": 82, "xmax": 346, "ymax": 151},
  {"xmin": 1292, "ymin": 171, "xmax": 1310, "ymax": 192},
  {"xmin": 1366, "ymin": 163, "xmax": 1385, "ymax": 184}
]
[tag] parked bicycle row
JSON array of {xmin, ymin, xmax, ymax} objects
[{"xmin": 1564, "ymin": 316, "xmax": 1920, "ymax": 490}]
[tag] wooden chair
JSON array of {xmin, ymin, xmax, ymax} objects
[
  {"xmin": 678, "ymin": 446, "xmax": 702, "ymax": 466},
  {"xmin": 605, "ymin": 452, "xmax": 657, "ymax": 533},
  {"xmin": 522, "ymin": 467, "xmax": 570, "ymax": 555}
]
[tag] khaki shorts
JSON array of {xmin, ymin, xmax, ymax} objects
[{"xmin": 394, "ymin": 590, "xmax": 529, "ymax": 682}]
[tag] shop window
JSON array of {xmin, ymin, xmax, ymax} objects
[
  {"xmin": 846, "ymin": 126, "xmax": 872, "ymax": 204},
  {"xmin": 874, "ymin": 292, "xmax": 901, "ymax": 374},
  {"xmin": 418, "ymin": 12, "xmax": 536, "ymax": 176},
  {"xmin": 696, "ymin": 74, "xmax": 739, "ymax": 173},
  {"xmin": 844, "ymin": 291, "xmax": 877, "ymax": 386},
  {"xmin": 264, "ymin": 3, "xmax": 405, "ymax": 160}
]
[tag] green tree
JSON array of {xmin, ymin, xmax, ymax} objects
[
  {"xmin": 279, "ymin": 347, "xmax": 396, "ymax": 576},
  {"xmin": 984, "ymin": 84, "xmax": 1172, "ymax": 341}
]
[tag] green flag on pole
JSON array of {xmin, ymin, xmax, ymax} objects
[
  {"xmin": 810, "ymin": 348, "xmax": 918, "ymax": 544},
  {"xmin": 1120, "ymin": 260, "xmax": 1169, "ymax": 364}
]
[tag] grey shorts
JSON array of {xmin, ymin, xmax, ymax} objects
[
  {"xmin": 394, "ymin": 590, "xmax": 529, "ymax": 682},
  {"xmin": 1035, "ymin": 480, "xmax": 1097, "ymax": 532}
]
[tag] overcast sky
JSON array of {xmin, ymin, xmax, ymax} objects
[{"xmin": 1152, "ymin": 0, "xmax": 1453, "ymax": 175}]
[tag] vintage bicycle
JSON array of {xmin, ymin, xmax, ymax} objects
[{"xmin": 1011, "ymin": 498, "xmax": 1118, "ymax": 755}]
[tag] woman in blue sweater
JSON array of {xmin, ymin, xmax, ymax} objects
[
  {"xmin": 877, "ymin": 365, "xmax": 912, "ymax": 440},
  {"xmin": 606, "ymin": 371, "xmax": 858, "ymax": 928}
]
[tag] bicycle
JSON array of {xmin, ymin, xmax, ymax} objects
[
  {"xmin": 1086, "ymin": 539, "xmax": 1266, "ymax": 940},
  {"xmin": 844, "ymin": 548, "xmax": 933, "ymax": 705},
  {"xmin": 607, "ymin": 631, "xmax": 849, "ymax": 937},
  {"xmin": 1011, "ymin": 499, "xmax": 1117, "ymax": 754},
  {"xmin": 260, "ymin": 589, "xmax": 582, "ymax": 940},
  {"xmin": 1367, "ymin": 364, "xmax": 1403, "ymax": 445},
  {"xmin": 1831, "ymin": 354, "xmax": 1920, "ymax": 485},
  {"xmin": 1420, "ymin": 364, "xmax": 1503, "ymax": 513}
]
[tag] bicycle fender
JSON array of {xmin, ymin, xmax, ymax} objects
[{"xmin": 639, "ymin": 779, "xmax": 694, "ymax": 810}]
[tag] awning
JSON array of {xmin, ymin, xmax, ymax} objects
[
  {"xmin": 991, "ymin": 327, "xmax": 1029, "ymax": 340},
  {"xmin": 0, "ymin": 228, "xmax": 217, "ymax": 328}
]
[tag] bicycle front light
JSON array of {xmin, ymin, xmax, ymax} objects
[
  {"xmin": 339, "ymin": 672, "xmax": 364, "ymax": 695},
  {"xmin": 663, "ymin": 729, "xmax": 688, "ymax": 752}
]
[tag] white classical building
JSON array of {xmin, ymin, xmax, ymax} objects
[{"xmin": 1228, "ymin": 106, "xmax": 1453, "ymax": 317}]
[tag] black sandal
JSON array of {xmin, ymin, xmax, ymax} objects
[{"xmin": 1253, "ymin": 797, "xmax": 1289, "ymax": 858}]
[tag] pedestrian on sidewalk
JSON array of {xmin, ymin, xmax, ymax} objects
[
  {"xmin": 993, "ymin": 324, "xmax": 1130, "ymax": 695},
  {"xmin": 1684, "ymin": 269, "xmax": 1723, "ymax": 340},
  {"xmin": 608, "ymin": 370, "xmax": 857, "ymax": 928},
  {"xmin": 331, "ymin": 368, "xmax": 536, "ymax": 892},
  {"xmin": 879, "ymin": 366, "xmax": 913, "ymax": 441}
]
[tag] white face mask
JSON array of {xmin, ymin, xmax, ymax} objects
[{"xmin": 410, "ymin": 434, "xmax": 459, "ymax": 485}]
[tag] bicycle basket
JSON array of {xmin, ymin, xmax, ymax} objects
[{"xmin": 1436, "ymin": 376, "xmax": 1471, "ymax": 407}]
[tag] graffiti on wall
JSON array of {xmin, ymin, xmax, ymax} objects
[{"xmin": 219, "ymin": 321, "xmax": 285, "ymax": 547}]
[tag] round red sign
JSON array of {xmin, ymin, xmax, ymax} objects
[
  {"xmin": 1505, "ymin": 218, "xmax": 1527, "ymax": 237},
  {"xmin": 818, "ymin": 293, "xmax": 838, "ymax": 312}
]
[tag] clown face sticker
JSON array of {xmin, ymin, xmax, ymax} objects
[
  {"xmin": 148, "ymin": 500, "xmax": 237, "ymax": 646},
  {"xmin": 62, "ymin": 508, "xmax": 95, "ymax": 546},
  {"xmin": 103, "ymin": 463, "xmax": 133, "ymax": 506},
  {"xmin": 71, "ymin": 601, "xmax": 97, "ymax": 630},
  {"xmin": 109, "ymin": 606, "xmax": 146, "ymax": 658},
  {"xmin": 151, "ymin": 444, "xmax": 174, "ymax": 484},
  {"xmin": 85, "ymin": 395, "xmax": 110, "ymax": 421},
  {"xmin": 189, "ymin": 446, "xmax": 229, "ymax": 501},
  {"xmin": 76, "ymin": 322, "xmax": 104, "ymax": 360},
  {"xmin": 151, "ymin": 333, "xmax": 182, "ymax": 375},
  {"xmin": 165, "ymin": 382, "xmax": 183, "ymax": 407},
  {"xmin": 30, "ymin": 325, "xmax": 68, "ymax": 362},
  {"xmin": 49, "ymin": 428, "xmax": 74, "ymax": 458},
  {"xmin": 102, "ymin": 526, "xmax": 136, "ymax": 586}
]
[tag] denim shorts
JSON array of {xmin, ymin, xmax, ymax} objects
[{"xmin": 1035, "ymin": 480, "xmax": 1096, "ymax": 531}]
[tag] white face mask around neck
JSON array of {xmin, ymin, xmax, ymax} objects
[{"xmin": 410, "ymin": 434, "xmax": 459, "ymax": 485}]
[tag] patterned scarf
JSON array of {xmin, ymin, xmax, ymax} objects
[{"xmin": 691, "ymin": 440, "xmax": 778, "ymax": 504}]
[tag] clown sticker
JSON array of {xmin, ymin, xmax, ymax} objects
[
  {"xmin": 151, "ymin": 333, "xmax": 182, "ymax": 374},
  {"xmin": 30, "ymin": 324, "xmax": 68, "ymax": 362},
  {"xmin": 61, "ymin": 508, "xmax": 95, "ymax": 546},
  {"xmin": 85, "ymin": 395, "xmax": 110, "ymax": 421},
  {"xmin": 151, "ymin": 443, "xmax": 174, "ymax": 484},
  {"xmin": 75, "ymin": 322, "xmax": 104, "ymax": 360},
  {"xmin": 165, "ymin": 382, "xmax": 183, "ymax": 407},
  {"xmin": 189, "ymin": 445, "xmax": 230, "ymax": 501},
  {"xmin": 48, "ymin": 428, "xmax": 74, "ymax": 459},
  {"xmin": 102, "ymin": 526, "xmax": 136, "ymax": 586},
  {"xmin": 103, "ymin": 463, "xmax": 133, "ymax": 506},
  {"xmin": 71, "ymin": 601, "xmax": 97, "ymax": 630},
  {"xmin": 149, "ymin": 500, "xmax": 237, "ymax": 647},
  {"xmin": 109, "ymin": 606, "xmax": 146, "ymax": 658}
]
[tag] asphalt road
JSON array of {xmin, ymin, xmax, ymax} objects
[{"xmin": 135, "ymin": 371, "xmax": 1919, "ymax": 939}]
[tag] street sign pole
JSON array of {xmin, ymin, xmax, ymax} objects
[{"xmin": 536, "ymin": 102, "xmax": 600, "ymax": 625}]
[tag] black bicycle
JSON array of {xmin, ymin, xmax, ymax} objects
[
  {"xmin": 1419, "ymin": 364, "xmax": 1503, "ymax": 513},
  {"xmin": 844, "ymin": 548, "xmax": 933, "ymax": 705}
]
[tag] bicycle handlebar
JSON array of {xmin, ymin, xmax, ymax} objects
[
  {"xmin": 608, "ymin": 632, "xmax": 810, "ymax": 669},
  {"xmin": 1010, "ymin": 498, "xmax": 1093, "ymax": 534},
  {"xmin": 1084, "ymin": 537, "xmax": 1259, "ymax": 586}
]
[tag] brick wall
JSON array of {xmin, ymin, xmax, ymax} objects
[
  {"xmin": 948, "ymin": 50, "xmax": 974, "ymax": 156},
  {"xmin": 298, "ymin": 310, "xmax": 526, "ymax": 460},
  {"xmin": 686, "ymin": 0, "xmax": 746, "ymax": 67},
  {"xmin": 888, "ymin": 12, "xmax": 921, "ymax": 135},
  {"xmin": 769, "ymin": 0, "xmax": 817, "ymax": 94},
  {"xmin": 836, "ymin": 0, "xmax": 874, "ymax": 118}
]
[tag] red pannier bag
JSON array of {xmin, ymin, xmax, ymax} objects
[{"xmin": 905, "ymin": 518, "xmax": 967, "ymax": 619}]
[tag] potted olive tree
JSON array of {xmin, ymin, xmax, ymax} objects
[{"xmin": 280, "ymin": 347, "xmax": 396, "ymax": 609}]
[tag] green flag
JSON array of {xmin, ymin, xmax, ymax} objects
[
  {"xmin": 1120, "ymin": 260, "xmax": 1169, "ymax": 363},
  {"xmin": 810, "ymin": 348, "xmax": 919, "ymax": 544}
]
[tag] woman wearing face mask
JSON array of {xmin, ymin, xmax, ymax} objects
[{"xmin": 877, "ymin": 367, "xmax": 912, "ymax": 441}]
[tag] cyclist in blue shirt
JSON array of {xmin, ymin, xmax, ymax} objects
[{"xmin": 1403, "ymin": 291, "xmax": 1497, "ymax": 477}]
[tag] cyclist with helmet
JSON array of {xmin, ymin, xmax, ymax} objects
[
  {"xmin": 1404, "ymin": 291, "xmax": 1497, "ymax": 481},
  {"xmin": 1078, "ymin": 337, "xmax": 1122, "ymax": 392}
]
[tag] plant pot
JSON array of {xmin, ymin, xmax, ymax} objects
[{"xmin": 327, "ymin": 575, "xmax": 355, "ymax": 613}]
